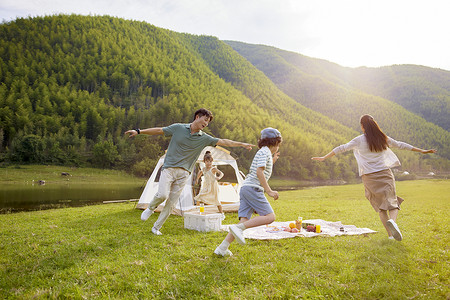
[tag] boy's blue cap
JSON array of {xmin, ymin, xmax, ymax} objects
[{"xmin": 261, "ymin": 127, "xmax": 281, "ymax": 139}]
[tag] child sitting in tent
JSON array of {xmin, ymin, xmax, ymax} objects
[{"xmin": 194, "ymin": 151, "xmax": 225, "ymax": 218}]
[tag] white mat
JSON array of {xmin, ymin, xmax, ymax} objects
[{"xmin": 221, "ymin": 219, "xmax": 377, "ymax": 240}]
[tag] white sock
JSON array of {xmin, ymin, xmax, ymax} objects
[
  {"xmin": 219, "ymin": 240, "xmax": 230, "ymax": 250},
  {"xmin": 236, "ymin": 223, "xmax": 246, "ymax": 230}
]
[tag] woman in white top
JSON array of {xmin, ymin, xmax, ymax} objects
[{"xmin": 312, "ymin": 114, "xmax": 436, "ymax": 241}]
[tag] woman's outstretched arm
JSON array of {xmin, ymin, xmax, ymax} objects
[
  {"xmin": 411, "ymin": 147, "xmax": 437, "ymax": 154},
  {"xmin": 311, "ymin": 150, "xmax": 335, "ymax": 162}
]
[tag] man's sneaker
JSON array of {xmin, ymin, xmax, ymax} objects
[
  {"xmin": 229, "ymin": 224, "xmax": 246, "ymax": 245},
  {"xmin": 141, "ymin": 208, "xmax": 153, "ymax": 221},
  {"xmin": 386, "ymin": 219, "xmax": 402, "ymax": 241},
  {"xmin": 214, "ymin": 246, "xmax": 233, "ymax": 257},
  {"xmin": 151, "ymin": 227, "xmax": 162, "ymax": 236},
  {"xmin": 221, "ymin": 213, "xmax": 226, "ymax": 220}
]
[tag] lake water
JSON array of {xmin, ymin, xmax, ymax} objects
[
  {"xmin": 0, "ymin": 183, "xmax": 143, "ymax": 213},
  {"xmin": 0, "ymin": 182, "xmax": 310, "ymax": 214}
]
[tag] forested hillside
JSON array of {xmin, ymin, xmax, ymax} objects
[
  {"xmin": 182, "ymin": 34, "xmax": 364, "ymax": 178},
  {"xmin": 0, "ymin": 15, "xmax": 446, "ymax": 180},
  {"xmin": 346, "ymin": 66, "xmax": 450, "ymax": 131},
  {"xmin": 0, "ymin": 15, "xmax": 358, "ymax": 180},
  {"xmin": 225, "ymin": 41, "xmax": 450, "ymax": 131},
  {"xmin": 225, "ymin": 41, "xmax": 450, "ymax": 168}
]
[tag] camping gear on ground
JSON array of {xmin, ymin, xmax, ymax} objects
[
  {"xmin": 184, "ymin": 211, "xmax": 223, "ymax": 232},
  {"xmin": 136, "ymin": 146, "xmax": 244, "ymax": 214}
]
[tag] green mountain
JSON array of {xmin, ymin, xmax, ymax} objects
[
  {"xmin": 225, "ymin": 41, "xmax": 450, "ymax": 131},
  {"xmin": 346, "ymin": 65, "xmax": 450, "ymax": 131},
  {"xmin": 224, "ymin": 41, "xmax": 450, "ymax": 161},
  {"xmin": 0, "ymin": 15, "xmax": 447, "ymax": 180},
  {"xmin": 0, "ymin": 15, "xmax": 356, "ymax": 180}
]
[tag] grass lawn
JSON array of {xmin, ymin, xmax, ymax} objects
[{"xmin": 0, "ymin": 180, "xmax": 448, "ymax": 299}]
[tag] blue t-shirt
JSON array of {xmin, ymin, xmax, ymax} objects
[{"xmin": 162, "ymin": 123, "xmax": 219, "ymax": 172}]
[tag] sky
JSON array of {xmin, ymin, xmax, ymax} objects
[{"xmin": 1, "ymin": 0, "xmax": 449, "ymax": 71}]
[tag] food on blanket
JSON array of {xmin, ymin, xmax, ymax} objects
[
  {"xmin": 266, "ymin": 226, "xmax": 285, "ymax": 233},
  {"xmin": 282, "ymin": 226, "xmax": 299, "ymax": 233},
  {"xmin": 289, "ymin": 222, "xmax": 296, "ymax": 229},
  {"xmin": 295, "ymin": 217, "xmax": 302, "ymax": 230},
  {"xmin": 302, "ymin": 222, "xmax": 314, "ymax": 229},
  {"xmin": 316, "ymin": 225, "xmax": 321, "ymax": 233},
  {"xmin": 305, "ymin": 225, "xmax": 323, "ymax": 233},
  {"xmin": 306, "ymin": 225, "xmax": 316, "ymax": 232}
]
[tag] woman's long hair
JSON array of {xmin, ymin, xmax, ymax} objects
[{"xmin": 360, "ymin": 115, "xmax": 388, "ymax": 152}]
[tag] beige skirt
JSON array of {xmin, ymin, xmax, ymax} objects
[{"xmin": 361, "ymin": 169, "xmax": 404, "ymax": 212}]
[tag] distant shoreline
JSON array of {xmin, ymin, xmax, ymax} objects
[{"xmin": 1, "ymin": 164, "xmax": 447, "ymax": 185}]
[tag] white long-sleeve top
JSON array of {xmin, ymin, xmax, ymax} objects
[{"xmin": 332, "ymin": 135, "xmax": 413, "ymax": 176}]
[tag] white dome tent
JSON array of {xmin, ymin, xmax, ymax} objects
[{"xmin": 136, "ymin": 146, "xmax": 244, "ymax": 214}]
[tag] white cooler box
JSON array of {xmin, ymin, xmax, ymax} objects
[{"xmin": 184, "ymin": 212, "xmax": 223, "ymax": 232}]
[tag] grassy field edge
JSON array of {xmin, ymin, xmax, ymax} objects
[{"xmin": 0, "ymin": 179, "xmax": 448, "ymax": 299}]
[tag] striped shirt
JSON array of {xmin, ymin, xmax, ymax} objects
[{"xmin": 242, "ymin": 146, "xmax": 273, "ymax": 190}]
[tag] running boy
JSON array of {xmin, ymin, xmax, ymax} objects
[{"xmin": 214, "ymin": 127, "xmax": 282, "ymax": 256}]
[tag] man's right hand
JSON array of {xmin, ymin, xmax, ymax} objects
[{"xmin": 125, "ymin": 130, "xmax": 138, "ymax": 138}]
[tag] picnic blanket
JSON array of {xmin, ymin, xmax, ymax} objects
[{"xmin": 221, "ymin": 219, "xmax": 377, "ymax": 240}]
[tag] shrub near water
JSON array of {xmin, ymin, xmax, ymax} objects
[{"xmin": 0, "ymin": 180, "xmax": 448, "ymax": 299}]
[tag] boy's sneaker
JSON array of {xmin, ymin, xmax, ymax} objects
[
  {"xmin": 230, "ymin": 225, "xmax": 246, "ymax": 245},
  {"xmin": 141, "ymin": 208, "xmax": 153, "ymax": 221},
  {"xmin": 214, "ymin": 246, "xmax": 233, "ymax": 257},
  {"xmin": 386, "ymin": 219, "xmax": 402, "ymax": 241},
  {"xmin": 151, "ymin": 227, "xmax": 162, "ymax": 236}
]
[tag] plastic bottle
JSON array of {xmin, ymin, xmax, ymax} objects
[{"xmin": 199, "ymin": 202, "xmax": 204, "ymax": 215}]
